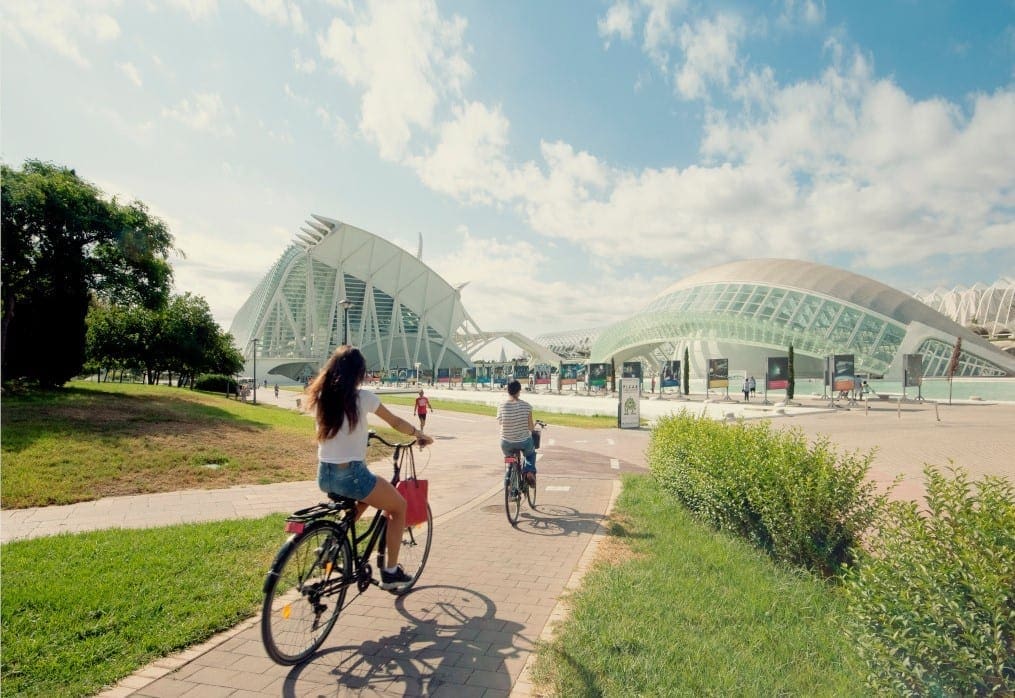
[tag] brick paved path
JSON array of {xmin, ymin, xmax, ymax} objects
[{"xmin": 103, "ymin": 476, "xmax": 618, "ymax": 698}]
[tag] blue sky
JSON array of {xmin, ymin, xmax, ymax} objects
[{"xmin": 4, "ymin": 0, "xmax": 1014, "ymax": 354}]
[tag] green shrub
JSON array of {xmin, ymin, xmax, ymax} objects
[
  {"xmin": 193, "ymin": 373, "xmax": 237, "ymax": 393},
  {"xmin": 843, "ymin": 466, "xmax": 1015, "ymax": 696},
  {"xmin": 647, "ymin": 412, "xmax": 886, "ymax": 576}
]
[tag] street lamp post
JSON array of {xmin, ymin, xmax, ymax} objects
[
  {"xmin": 251, "ymin": 338, "xmax": 258, "ymax": 405},
  {"xmin": 339, "ymin": 298, "xmax": 353, "ymax": 345}
]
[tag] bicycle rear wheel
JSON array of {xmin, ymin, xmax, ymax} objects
[
  {"xmin": 382, "ymin": 504, "xmax": 433, "ymax": 595},
  {"xmin": 505, "ymin": 464, "xmax": 522, "ymax": 526},
  {"xmin": 261, "ymin": 521, "xmax": 351, "ymax": 665},
  {"xmin": 525, "ymin": 473, "xmax": 537, "ymax": 509}
]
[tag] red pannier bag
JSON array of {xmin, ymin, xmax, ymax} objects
[{"xmin": 397, "ymin": 478, "xmax": 429, "ymax": 527}]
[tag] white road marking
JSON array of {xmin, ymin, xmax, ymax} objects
[
  {"xmin": 606, "ymin": 438, "xmax": 616, "ymax": 446},
  {"xmin": 546, "ymin": 486, "xmax": 571, "ymax": 492},
  {"xmin": 610, "ymin": 458, "xmax": 620, "ymax": 470},
  {"xmin": 574, "ymin": 439, "xmax": 589, "ymax": 443}
]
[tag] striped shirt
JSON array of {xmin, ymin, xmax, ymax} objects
[{"xmin": 497, "ymin": 398, "xmax": 532, "ymax": 441}]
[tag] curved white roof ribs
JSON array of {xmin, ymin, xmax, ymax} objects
[{"xmin": 229, "ymin": 215, "xmax": 487, "ymax": 375}]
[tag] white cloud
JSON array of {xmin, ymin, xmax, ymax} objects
[
  {"xmin": 167, "ymin": 0, "xmax": 217, "ymax": 21},
  {"xmin": 244, "ymin": 0, "xmax": 306, "ymax": 33},
  {"xmin": 674, "ymin": 13, "xmax": 745, "ymax": 100},
  {"xmin": 598, "ymin": 2, "xmax": 636, "ymax": 46},
  {"xmin": 162, "ymin": 92, "xmax": 234, "ymax": 136},
  {"xmin": 316, "ymin": 0, "xmax": 472, "ymax": 160},
  {"xmin": 117, "ymin": 61, "xmax": 143, "ymax": 87},
  {"xmin": 430, "ymin": 227, "xmax": 667, "ymax": 336},
  {"xmin": 779, "ymin": 0, "xmax": 824, "ymax": 28},
  {"xmin": 292, "ymin": 49, "xmax": 316, "ymax": 74},
  {"xmin": 2, "ymin": 0, "xmax": 122, "ymax": 67}
]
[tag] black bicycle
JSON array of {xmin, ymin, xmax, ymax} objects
[
  {"xmin": 261, "ymin": 431, "xmax": 433, "ymax": 665},
  {"xmin": 504, "ymin": 420, "xmax": 546, "ymax": 526}
]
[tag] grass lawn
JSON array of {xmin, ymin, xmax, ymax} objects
[
  {"xmin": 1, "ymin": 516, "xmax": 285, "ymax": 697},
  {"xmin": 531, "ymin": 474, "xmax": 867, "ymax": 696},
  {"xmin": 1, "ymin": 381, "xmax": 394, "ymax": 508},
  {"xmin": 380, "ymin": 393, "xmax": 620, "ymax": 429}
]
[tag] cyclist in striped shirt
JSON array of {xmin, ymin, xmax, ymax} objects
[{"xmin": 497, "ymin": 380, "xmax": 537, "ymax": 485}]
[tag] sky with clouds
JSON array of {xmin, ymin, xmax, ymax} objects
[{"xmin": 4, "ymin": 0, "xmax": 1014, "ymax": 357}]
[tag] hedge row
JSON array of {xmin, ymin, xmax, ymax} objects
[
  {"xmin": 647, "ymin": 412, "xmax": 886, "ymax": 576},
  {"xmin": 843, "ymin": 467, "xmax": 1015, "ymax": 696},
  {"xmin": 647, "ymin": 413, "xmax": 1014, "ymax": 694}
]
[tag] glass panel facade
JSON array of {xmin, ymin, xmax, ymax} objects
[{"xmin": 594, "ymin": 282, "xmax": 914, "ymax": 375}]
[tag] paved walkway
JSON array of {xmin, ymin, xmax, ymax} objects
[{"xmin": 3, "ymin": 390, "xmax": 1013, "ymax": 696}]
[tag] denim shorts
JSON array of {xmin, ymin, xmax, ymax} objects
[{"xmin": 318, "ymin": 460, "xmax": 377, "ymax": 501}]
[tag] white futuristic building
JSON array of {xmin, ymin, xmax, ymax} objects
[
  {"xmin": 229, "ymin": 216, "xmax": 481, "ymax": 381},
  {"xmin": 589, "ymin": 259, "xmax": 1015, "ymax": 380},
  {"xmin": 913, "ymin": 279, "xmax": 1014, "ymax": 340}
]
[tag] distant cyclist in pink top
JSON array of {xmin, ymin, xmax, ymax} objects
[{"xmin": 414, "ymin": 390, "xmax": 434, "ymax": 430}]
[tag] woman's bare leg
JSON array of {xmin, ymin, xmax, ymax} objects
[{"xmin": 360, "ymin": 478, "xmax": 406, "ymax": 567}]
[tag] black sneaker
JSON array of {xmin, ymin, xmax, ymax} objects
[{"xmin": 380, "ymin": 565, "xmax": 413, "ymax": 590}]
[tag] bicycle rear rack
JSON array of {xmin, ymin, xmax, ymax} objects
[{"xmin": 284, "ymin": 501, "xmax": 349, "ymax": 534}]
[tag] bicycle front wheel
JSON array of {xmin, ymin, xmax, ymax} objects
[
  {"xmin": 505, "ymin": 465, "xmax": 522, "ymax": 526},
  {"xmin": 386, "ymin": 504, "xmax": 433, "ymax": 595},
  {"xmin": 261, "ymin": 521, "xmax": 351, "ymax": 665},
  {"xmin": 526, "ymin": 473, "xmax": 537, "ymax": 509}
]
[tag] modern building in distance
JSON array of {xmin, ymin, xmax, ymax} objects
[
  {"xmin": 229, "ymin": 215, "xmax": 482, "ymax": 381},
  {"xmin": 232, "ymin": 218, "xmax": 1015, "ymax": 381},
  {"xmin": 589, "ymin": 259, "xmax": 1015, "ymax": 379}
]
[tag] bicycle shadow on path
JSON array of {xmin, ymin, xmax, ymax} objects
[
  {"xmin": 512, "ymin": 503, "xmax": 607, "ymax": 537},
  {"xmin": 282, "ymin": 585, "xmax": 526, "ymax": 696}
]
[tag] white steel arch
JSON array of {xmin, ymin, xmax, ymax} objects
[{"xmin": 230, "ymin": 215, "xmax": 481, "ymax": 379}]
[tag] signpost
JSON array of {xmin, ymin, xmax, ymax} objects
[{"xmin": 618, "ymin": 376, "xmax": 640, "ymax": 429}]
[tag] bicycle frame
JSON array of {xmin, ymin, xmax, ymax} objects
[{"xmin": 276, "ymin": 432, "xmax": 413, "ymax": 602}]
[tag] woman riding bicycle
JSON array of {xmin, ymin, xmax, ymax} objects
[
  {"xmin": 305, "ymin": 345, "xmax": 433, "ymax": 590},
  {"xmin": 498, "ymin": 379, "xmax": 537, "ymax": 485}
]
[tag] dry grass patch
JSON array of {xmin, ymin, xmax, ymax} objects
[{"xmin": 1, "ymin": 382, "xmax": 390, "ymax": 508}]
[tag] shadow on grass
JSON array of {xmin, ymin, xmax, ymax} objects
[{"xmin": 1, "ymin": 386, "xmax": 275, "ymax": 454}]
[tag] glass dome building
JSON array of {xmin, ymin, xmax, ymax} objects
[
  {"xmin": 229, "ymin": 215, "xmax": 480, "ymax": 381},
  {"xmin": 590, "ymin": 259, "xmax": 1015, "ymax": 380}
]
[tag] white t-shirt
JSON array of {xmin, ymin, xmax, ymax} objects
[{"xmin": 318, "ymin": 389, "xmax": 382, "ymax": 463}]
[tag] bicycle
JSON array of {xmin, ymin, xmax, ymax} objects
[
  {"xmin": 261, "ymin": 431, "xmax": 433, "ymax": 665},
  {"xmin": 504, "ymin": 419, "xmax": 546, "ymax": 526}
]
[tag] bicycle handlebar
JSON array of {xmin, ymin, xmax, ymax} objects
[
  {"xmin": 534, "ymin": 420, "xmax": 547, "ymax": 428},
  {"xmin": 368, "ymin": 430, "xmax": 417, "ymax": 448}
]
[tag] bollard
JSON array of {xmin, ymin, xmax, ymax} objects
[
  {"xmin": 865, "ymin": 398, "xmax": 870, "ymax": 416},
  {"xmin": 935, "ymin": 401, "xmax": 940, "ymax": 422},
  {"xmin": 897, "ymin": 397, "xmax": 901, "ymax": 419}
]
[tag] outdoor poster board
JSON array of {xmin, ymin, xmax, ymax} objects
[
  {"xmin": 660, "ymin": 360, "xmax": 680, "ymax": 388},
  {"xmin": 621, "ymin": 361, "xmax": 643, "ymax": 379},
  {"xmin": 832, "ymin": 354, "xmax": 855, "ymax": 392},
  {"xmin": 533, "ymin": 363, "xmax": 552, "ymax": 385},
  {"xmin": 560, "ymin": 363, "xmax": 585, "ymax": 386},
  {"xmin": 767, "ymin": 356, "xmax": 789, "ymax": 390},
  {"xmin": 492, "ymin": 364, "xmax": 509, "ymax": 386},
  {"xmin": 513, "ymin": 363, "xmax": 529, "ymax": 380},
  {"xmin": 903, "ymin": 353, "xmax": 923, "ymax": 387},
  {"xmin": 588, "ymin": 363, "xmax": 610, "ymax": 388},
  {"xmin": 707, "ymin": 358, "xmax": 729, "ymax": 389},
  {"xmin": 476, "ymin": 366, "xmax": 491, "ymax": 384},
  {"xmin": 437, "ymin": 368, "xmax": 450, "ymax": 384},
  {"xmin": 619, "ymin": 377, "xmax": 640, "ymax": 428}
]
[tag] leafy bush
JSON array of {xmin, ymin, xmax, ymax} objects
[
  {"xmin": 647, "ymin": 412, "xmax": 887, "ymax": 576},
  {"xmin": 193, "ymin": 373, "xmax": 237, "ymax": 393},
  {"xmin": 843, "ymin": 466, "xmax": 1015, "ymax": 696}
]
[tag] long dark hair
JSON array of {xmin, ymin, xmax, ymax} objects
[{"xmin": 305, "ymin": 346, "xmax": 367, "ymax": 441}]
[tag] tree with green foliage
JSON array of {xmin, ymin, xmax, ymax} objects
[
  {"xmin": 787, "ymin": 344, "xmax": 796, "ymax": 399},
  {"xmin": 86, "ymin": 294, "xmax": 243, "ymax": 386},
  {"xmin": 682, "ymin": 346, "xmax": 690, "ymax": 395},
  {"xmin": 2, "ymin": 160, "xmax": 174, "ymax": 386}
]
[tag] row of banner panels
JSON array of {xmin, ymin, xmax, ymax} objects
[{"xmin": 380, "ymin": 353, "xmax": 925, "ymax": 391}]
